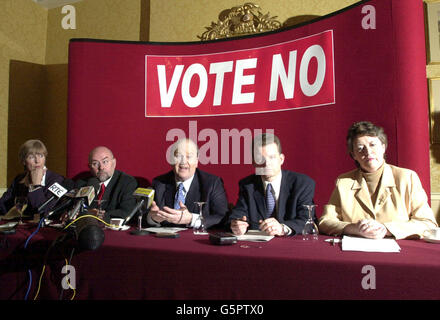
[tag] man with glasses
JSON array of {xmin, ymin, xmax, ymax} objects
[
  {"xmin": 75, "ymin": 146, "xmax": 137, "ymax": 222},
  {"xmin": 146, "ymin": 138, "xmax": 229, "ymax": 229}
]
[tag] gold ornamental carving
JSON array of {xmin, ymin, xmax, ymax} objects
[{"xmin": 199, "ymin": 3, "xmax": 282, "ymax": 41}]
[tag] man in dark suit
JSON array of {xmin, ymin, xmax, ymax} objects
[
  {"xmin": 146, "ymin": 138, "xmax": 228, "ymax": 229},
  {"xmin": 75, "ymin": 146, "xmax": 137, "ymax": 221},
  {"xmin": 229, "ymin": 133, "xmax": 316, "ymax": 236}
]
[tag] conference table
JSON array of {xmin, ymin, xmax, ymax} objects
[{"xmin": 1, "ymin": 221, "xmax": 440, "ymax": 301}]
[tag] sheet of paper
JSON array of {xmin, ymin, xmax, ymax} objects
[
  {"xmin": 235, "ymin": 230, "xmax": 274, "ymax": 242},
  {"xmin": 0, "ymin": 221, "xmax": 18, "ymax": 229},
  {"xmin": 144, "ymin": 227, "xmax": 187, "ymax": 233},
  {"xmin": 341, "ymin": 235, "xmax": 401, "ymax": 253}
]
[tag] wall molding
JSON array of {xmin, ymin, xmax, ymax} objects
[{"xmin": 431, "ymin": 192, "xmax": 440, "ymax": 200}]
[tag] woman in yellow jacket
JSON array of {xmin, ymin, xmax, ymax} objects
[{"xmin": 319, "ymin": 121, "xmax": 438, "ymax": 240}]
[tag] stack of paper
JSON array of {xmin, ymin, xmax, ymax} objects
[
  {"xmin": 144, "ymin": 227, "xmax": 187, "ymax": 233},
  {"xmin": 235, "ymin": 230, "xmax": 274, "ymax": 242},
  {"xmin": 341, "ymin": 235, "xmax": 401, "ymax": 253}
]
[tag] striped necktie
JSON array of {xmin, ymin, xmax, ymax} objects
[
  {"xmin": 174, "ymin": 183, "xmax": 185, "ymax": 209},
  {"xmin": 265, "ymin": 183, "xmax": 275, "ymax": 218}
]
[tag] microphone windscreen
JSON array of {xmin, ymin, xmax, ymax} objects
[{"xmin": 75, "ymin": 216, "xmax": 105, "ymax": 251}]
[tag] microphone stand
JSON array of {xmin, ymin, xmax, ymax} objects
[{"xmin": 130, "ymin": 208, "xmax": 150, "ymax": 236}]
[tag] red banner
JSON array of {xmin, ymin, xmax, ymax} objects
[
  {"xmin": 68, "ymin": 0, "xmax": 431, "ymax": 210},
  {"xmin": 145, "ymin": 30, "xmax": 334, "ymax": 117}
]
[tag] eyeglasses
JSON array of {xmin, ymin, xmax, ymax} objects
[
  {"xmin": 26, "ymin": 153, "xmax": 45, "ymax": 161},
  {"xmin": 174, "ymin": 153, "xmax": 198, "ymax": 163},
  {"xmin": 90, "ymin": 158, "xmax": 113, "ymax": 169}
]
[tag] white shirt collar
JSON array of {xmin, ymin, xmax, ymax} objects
[
  {"xmin": 261, "ymin": 171, "xmax": 282, "ymax": 199},
  {"xmin": 100, "ymin": 175, "xmax": 113, "ymax": 188},
  {"xmin": 40, "ymin": 167, "xmax": 47, "ymax": 186},
  {"xmin": 176, "ymin": 174, "xmax": 195, "ymax": 194}
]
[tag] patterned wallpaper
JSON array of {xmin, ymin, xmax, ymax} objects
[
  {"xmin": 0, "ymin": 0, "xmax": 47, "ymax": 187},
  {"xmin": 149, "ymin": 0, "xmax": 358, "ymax": 42}
]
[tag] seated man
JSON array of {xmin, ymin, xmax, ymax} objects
[
  {"xmin": 146, "ymin": 138, "xmax": 228, "ymax": 229},
  {"xmin": 228, "ymin": 133, "xmax": 316, "ymax": 236},
  {"xmin": 75, "ymin": 146, "xmax": 138, "ymax": 221}
]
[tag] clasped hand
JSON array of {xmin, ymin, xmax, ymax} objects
[
  {"xmin": 346, "ymin": 219, "xmax": 391, "ymax": 239},
  {"xmin": 29, "ymin": 167, "xmax": 46, "ymax": 186},
  {"xmin": 231, "ymin": 216, "xmax": 285, "ymax": 236},
  {"xmin": 150, "ymin": 200, "xmax": 192, "ymax": 225}
]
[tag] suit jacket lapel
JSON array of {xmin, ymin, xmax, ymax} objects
[
  {"xmin": 277, "ymin": 172, "xmax": 288, "ymax": 221},
  {"xmin": 185, "ymin": 173, "xmax": 200, "ymax": 213},
  {"xmin": 375, "ymin": 164, "xmax": 395, "ymax": 212},
  {"xmin": 100, "ymin": 170, "xmax": 120, "ymax": 210},
  {"xmin": 352, "ymin": 170, "xmax": 376, "ymax": 218},
  {"xmin": 253, "ymin": 176, "xmax": 267, "ymax": 221},
  {"xmin": 163, "ymin": 173, "xmax": 176, "ymax": 208}
]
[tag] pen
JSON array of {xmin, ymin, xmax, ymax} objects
[{"xmin": 325, "ymin": 238, "xmax": 341, "ymax": 246}]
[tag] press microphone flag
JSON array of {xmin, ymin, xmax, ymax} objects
[
  {"xmin": 67, "ymin": 186, "xmax": 96, "ymax": 221},
  {"xmin": 75, "ymin": 186, "xmax": 95, "ymax": 206},
  {"xmin": 123, "ymin": 188, "xmax": 155, "ymax": 225},
  {"xmin": 46, "ymin": 187, "xmax": 78, "ymax": 219},
  {"xmin": 38, "ymin": 182, "xmax": 69, "ymax": 213},
  {"xmin": 134, "ymin": 187, "xmax": 155, "ymax": 208}
]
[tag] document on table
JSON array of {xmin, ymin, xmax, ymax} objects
[
  {"xmin": 341, "ymin": 235, "xmax": 401, "ymax": 253},
  {"xmin": 235, "ymin": 230, "xmax": 274, "ymax": 242},
  {"xmin": 144, "ymin": 227, "xmax": 187, "ymax": 233}
]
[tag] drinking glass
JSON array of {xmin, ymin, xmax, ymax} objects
[
  {"xmin": 15, "ymin": 196, "xmax": 28, "ymax": 225},
  {"xmin": 302, "ymin": 204, "xmax": 318, "ymax": 241},
  {"xmin": 193, "ymin": 202, "xmax": 207, "ymax": 235}
]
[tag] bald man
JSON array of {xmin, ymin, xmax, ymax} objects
[
  {"xmin": 146, "ymin": 138, "xmax": 229, "ymax": 229},
  {"xmin": 75, "ymin": 146, "xmax": 138, "ymax": 221}
]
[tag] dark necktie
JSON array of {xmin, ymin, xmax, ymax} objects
[
  {"xmin": 265, "ymin": 183, "xmax": 275, "ymax": 218},
  {"xmin": 174, "ymin": 183, "xmax": 185, "ymax": 209}
]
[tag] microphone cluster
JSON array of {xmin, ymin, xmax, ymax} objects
[{"xmin": 33, "ymin": 182, "xmax": 155, "ymax": 251}]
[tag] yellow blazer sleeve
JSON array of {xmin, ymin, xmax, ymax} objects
[
  {"xmin": 383, "ymin": 170, "xmax": 438, "ymax": 239},
  {"xmin": 318, "ymin": 178, "xmax": 351, "ymax": 236}
]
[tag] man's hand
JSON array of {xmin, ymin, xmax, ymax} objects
[
  {"xmin": 231, "ymin": 216, "xmax": 249, "ymax": 235},
  {"xmin": 149, "ymin": 201, "xmax": 166, "ymax": 223},
  {"xmin": 88, "ymin": 208, "xmax": 105, "ymax": 219},
  {"xmin": 259, "ymin": 217, "xmax": 285, "ymax": 236},
  {"xmin": 151, "ymin": 201, "xmax": 192, "ymax": 225}
]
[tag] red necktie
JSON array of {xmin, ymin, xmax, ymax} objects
[{"xmin": 97, "ymin": 183, "xmax": 105, "ymax": 201}]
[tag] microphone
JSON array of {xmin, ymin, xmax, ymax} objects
[
  {"xmin": 46, "ymin": 188, "xmax": 78, "ymax": 219},
  {"xmin": 71, "ymin": 216, "xmax": 105, "ymax": 251},
  {"xmin": 64, "ymin": 186, "xmax": 103, "ymax": 251},
  {"xmin": 123, "ymin": 188, "xmax": 155, "ymax": 226},
  {"xmin": 66, "ymin": 186, "xmax": 96, "ymax": 221},
  {"xmin": 38, "ymin": 180, "xmax": 72, "ymax": 214}
]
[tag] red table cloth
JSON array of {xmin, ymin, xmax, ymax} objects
[{"xmin": 1, "ymin": 223, "xmax": 440, "ymax": 300}]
